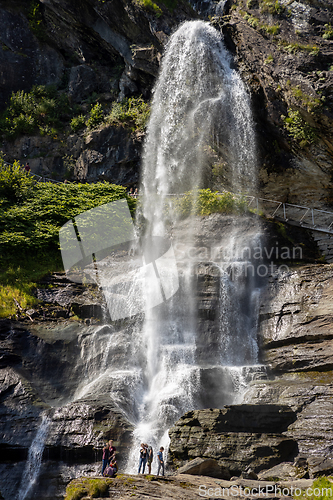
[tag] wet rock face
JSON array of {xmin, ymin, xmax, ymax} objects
[
  {"xmin": 0, "ymin": 317, "xmax": 134, "ymax": 499},
  {"xmin": 73, "ymin": 126, "xmax": 144, "ymax": 184},
  {"xmin": 168, "ymin": 406, "xmax": 298, "ymax": 475},
  {"xmin": 0, "ymin": 6, "xmax": 64, "ymax": 110},
  {"xmin": 243, "ymin": 263, "xmax": 333, "ymax": 459},
  {"xmin": 258, "ymin": 264, "xmax": 333, "ymax": 372}
]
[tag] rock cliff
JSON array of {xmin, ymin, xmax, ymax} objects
[
  {"xmin": 0, "ymin": 0, "xmax": 332, "ymax": 206},
  {"xmin": 0, "ymin": 212, "xmax": 328, "ymax": 498},
  {"xmin": 167, "ymin": 261, "xmax": 333, "ymax": 481}
]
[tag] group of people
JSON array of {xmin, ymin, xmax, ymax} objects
[
  {"xmin": 128, "ymin": 187, "xmax": 138, "ymax": 198},
  {"xmin": 138, "ymin": 443, "xmax": 164, "ymax": 476},
  {"xmin": 101, "ymin": 440, "xmax": 118, "ymax": 477},
  {"xmin": 101, "ymin": 440, "xmax": 165, "ymax": 477}
]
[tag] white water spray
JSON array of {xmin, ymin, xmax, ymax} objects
[
  {"xmin": 17, "ymin": 414, "xmax": 50, "ymax": 500},
  {"xmin": 124, "ymin": 20, "xmax": 263, "ymax": 472}
]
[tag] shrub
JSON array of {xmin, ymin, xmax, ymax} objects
[
  {"xmin": 0, "ymin": 169, "xmax": 136, "ymax": 317},
  {"xmin": 260, "ymin": 0, "xmax": 284, "ymax": 14},
  {"xmin": 106, "ymin": 97, "xmax": 150, "ymax": 132},
  {"xmin": 0, "ymin": 175, "xmax": 136, "ymax": 256},
  {"xmin": 86, "ymin": 102, "xmax": 104, "ymax": 130},
  {"xmin": 282, "ymin": 109, "xmax": 316, "ymax": 147},
  {"xmin": 243, "ymin": 13, "xmax": 259, "ymax": 28},
  {"xmin": 70, "ymin": 114, "xmax": 85, "ymax": 132},
  {"xmin": 0, "ymin": 85, "xmax": 72, "ymax": 139},
  {"xmin": 323, "ymin": 23, "xmax": 333, "ymax": 40},
  {"xmin": 28, "ymin": 0, "xmax": 47, "ymax": 41},
  {"xmin": 175, "ymin": 189, "xmax": 248, "ymax": 218},
  {"xmin": 134, "ymin": 0, "xmax": 162, "ymax": 16},
  {"xmin": 0, "ymin": 155, "xmax": 35, "ymax": 204}
]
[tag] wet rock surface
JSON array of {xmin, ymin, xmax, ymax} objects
[
  {"xmin": 168, "ymin": 406, "xmax": 298, "ymax": 475},
  {"xmin": 0, "ymin": 216, "xmax": 332, "ymax": 498},
  {"xmin": 219, "ymin": 0, "xmax": 333, "ymax": 209},
  {"xmin": 243, "ymin": 264, "xmax": 333, "ymax": 459}
]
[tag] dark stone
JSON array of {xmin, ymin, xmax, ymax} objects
[
  {"xmin": 68, "ymin": 65, "xmax": 98, "ymax": 102},
  {"xmin": 177, "ymin": 457, "xmax": 231, "ymax": 479},
  {"xmin": 168, "ymin": 406, "xmax": 298, "ymax": 475}
]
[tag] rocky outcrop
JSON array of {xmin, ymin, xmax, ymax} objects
[
  {"xmin": 1, "ymin": 0, "xmax": 333, "ymax": 204},
  {"xmin": 243, "ymin": 263, "xmax": 333, "ymax": 459},
  {"xmin": 168, "ymin": 405, "xmax": 298, "ymax": 476},
  {"xmin": 258, "ymin": 264, "xmax": 333, "ymax": 372},
  {"xmin": 0, "ymin": 213, "xmax": 330, "ymax": 498},
  {"xmin": 0, "ymin": 317, "xmax": 133, "ymax": 499},
  {"xmin": 218, "ymin": 0, "xmax": 333, "ymax": 209}
]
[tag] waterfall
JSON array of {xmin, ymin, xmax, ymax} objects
[
  {"xmin": 17, "ymin": 414, "xmax": 50, "ymax": 500},
  {"xmin": 123, "ymin": 20, "xmax": 263, "ymax": 473}
]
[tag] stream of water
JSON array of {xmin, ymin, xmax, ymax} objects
[
  {"xmin": 17, "ymin": 414, "xmax": 50, "ymax": 500},
  {"xmin": 122, "ymin": 20, "xmax": 263, "ymax": 472},
  {"xmin": 63, "ymin": 19, "xmax": 264, "ymax": 475}
]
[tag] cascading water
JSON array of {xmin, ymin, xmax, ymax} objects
[
  {"xmin": 11, "ymin": 18, "xmax": 267, "ymax": 500},
  {"xmin": 123, "ymin": 20, "xmax": 264, "ymax": 472},
  {"xmin": 17, "ymin": 414, "xmax": 50, "ymax": 500}
]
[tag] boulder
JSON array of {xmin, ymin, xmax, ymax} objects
[
  {"xmin": 257, "ymin": 462, "xmax": 307, "ymax": 481},
  {"xmin": 177, "ymin": 457, "xmax": 230, "ymax": 479},
  {"xmin": 307, "ymin": 458, "xmax": 333, "ymax": 479}
]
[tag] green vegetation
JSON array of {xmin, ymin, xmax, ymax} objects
[
  {"xmin": 0, "ymin": 85, "xmax": 150, "ymax": 140},
  {"xmin": 291, "ymin": 86, "xmax": 322, "ymax": 113},
  {"xmin": 174, "ymin": 189, "xmax": 248, "ymax": 218},
  {"xmin": 259, "ymin": 0, "xmax": 284, "ymax": 14},
  {"xmin": 86, "ymin": 102, "xmax": 104, "ymax": 130},
  {"xmin": 0, "ymin": 158, "xmax": 136, "ymax": 317},
  {"xmin": 241, "ymin": 12, "xmax": 279, "ymax": 34},
  {"xmin": 282, "ymin": 109, "xmax": 317, "ymax": 147},
  {"xmin": 323, "ymin": 23, "xmax": 333, "ymax": 40},
  {"xmin": 263, "ymin": 23, "xmax": 280, "ymax": 35},
  {"xmin": 65, "ymin": 478, "xmax": 111, "ymax": 500},
  {"xmin": 28, "ymin": 0, "xmax": 47, "ymax": 41},
  {"xmin": 279, "ymin": 40, "xmax": 319, "ymax": 55},
  {"xmin": 134, "ymin": 0, "xmax": 163, "ymax": 16},
  {"xmin": 243, "ymin": 12, "xmax": 260, "ymax": 28},
  {"xmin": 0, "ymin": 85, "xmax": 73, "ymax": 139},
  {"xmin": 106, "ymin": 97, "xmax": 150, "ymax": 132},
  {"xmin": 264, "ymin": 54, "xmax": 274, "ymax": 63},
  {"xmin": 294, "ymin": 477, "xmax": 333, "ymax": 499},
  {"xmin": 70, "ymin": 114, "xmax": 85, "ymax": 132},
  {"xmin": 133, "ymin": 0, "xmax": 178, "ymax": 14}
]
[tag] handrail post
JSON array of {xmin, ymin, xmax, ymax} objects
[
  {"xmin": 312, "ymin": 209, "xmax": 314, "ymax": 226},
  {"xmin": 283, "ymin": 204, "xmax": 286, "ymax": 219},
  {"xmin": 256, "ymin": 198, "xmax": 259, "ymax": 212}
]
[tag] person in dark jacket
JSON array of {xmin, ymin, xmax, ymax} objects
[{"xmin": 101, "ymin": 443, "xmax": 110, "ymax": 475}]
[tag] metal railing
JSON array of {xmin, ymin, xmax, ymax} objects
[
  {"xmin": 244, "ymin": 195, "xmax": 333, "ymax": 234},
  {"xmin": 32, "ymin": 173, "xmax": 62, "ymax": 184},
  {"xmin": 3, "ymin": 158, "xmax": 333, "ymax": 234}
]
